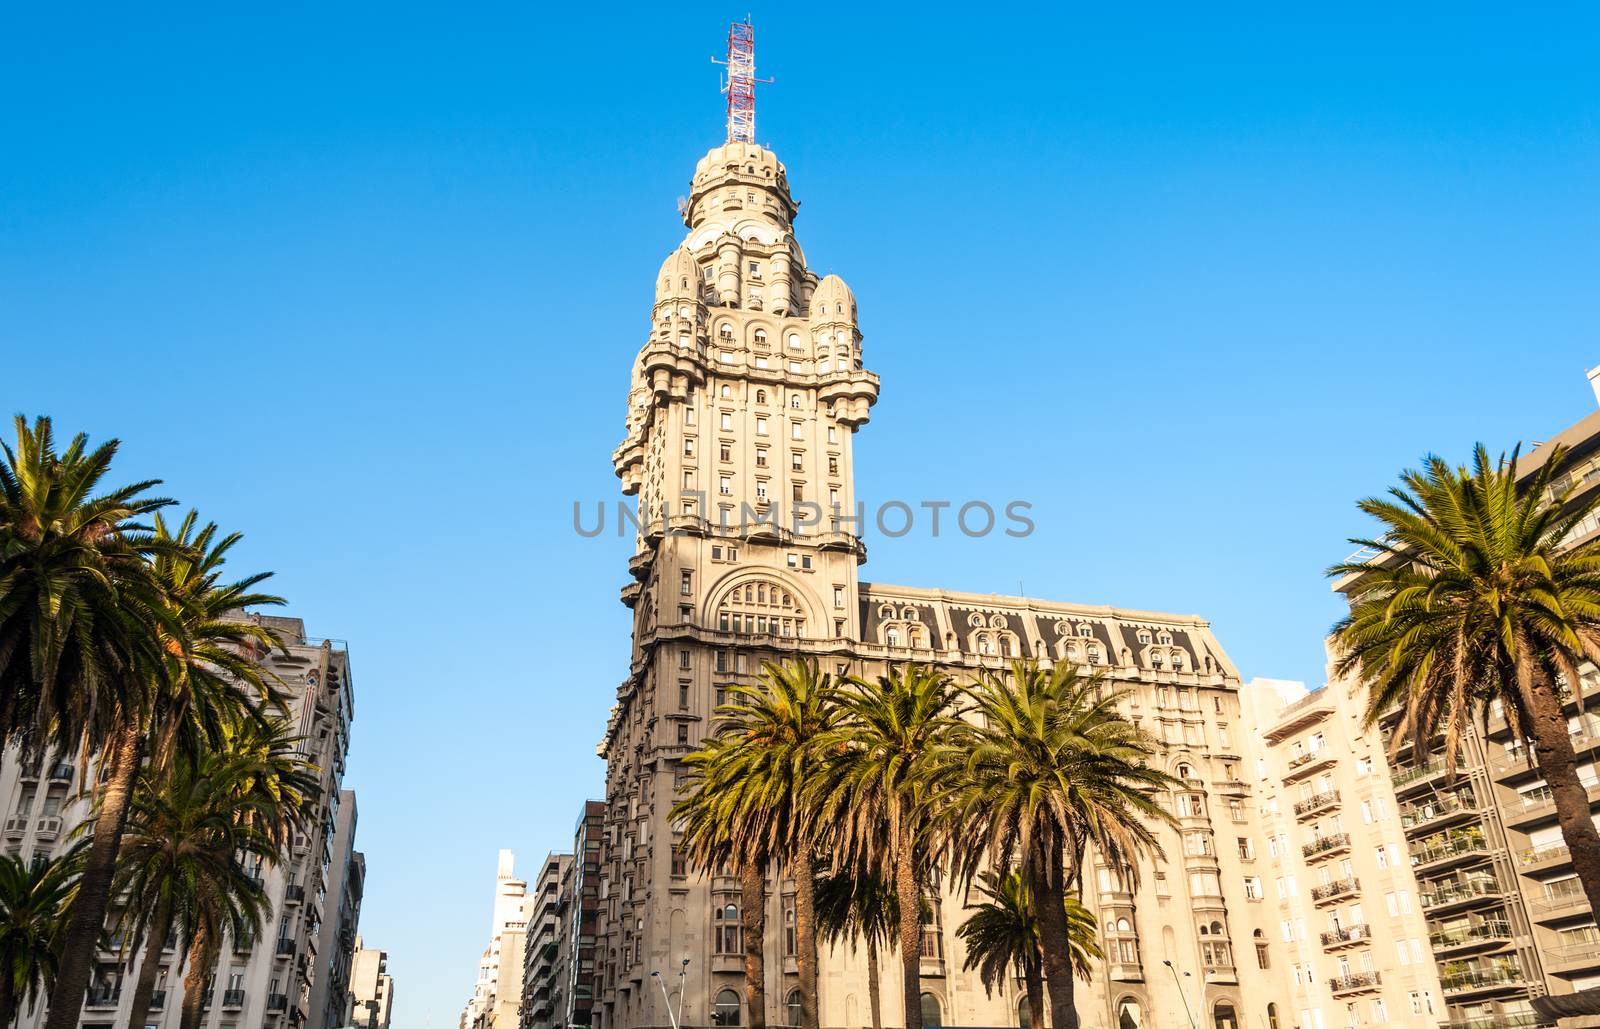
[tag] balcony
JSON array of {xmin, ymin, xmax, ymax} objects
[
  {"xmin": 268, "ymin": 993, "xmax": 289, "ymax": 1013},
  {"xmin": 35, "ymin": 816, "xmax": 62, "ymax": 841},
  {"xmin": 1294, "ymin": 789, "xmax": 1341, "ymax": 819},
  {"xmin": 1311, "ymin": 877, "xmax": 1360, "ymax": 905},
  {"xmin": 1410, "ymin": 832, "xmax": 1490, "ymax": 872},
  {"xmin": 1421, "ymin": 875, "xmax": 1502, "ymax": 912},
  {"xmin": 150, "ymin": 990, "xmax": 166, "ymax": 1010},
  {"xmin": 1302, "ymin": 833, "xmax": 1351, "ymax": 861},
  {"xmin": 222, "ymin": 989, "xmax": 246, "ymax": 1009},
  {"xmin": 3, "ymin": 817, "xmax": 27, "ymax": 840},
  {"xmin": 47, "ymin": 762, "xmax": 73, "ymax": 783},
  {"xmin": 1319, "ymin": 924, "xmax": 1372, "ymax": 950},
  {"xmin": 1401, "ymin": 790, "xmax": 1478, "ymax": 831},
  {"xmin": 285, "ymin": 884, "xmax": 306, "ymax": 905},
  {"xmin": 1446, "ymin": 1012, "xmax": 1539, "ymax": 1029},
  {"xmin": 276, "ymin": 938, "xmax": 297, "ymax": 957},
  {"xmin": 87, "ymin": 986, "xmax": 121, "ymax": 1008},
  {"xmin": 1529, "ymin": 886, "xmax": 1588, "ymax": 923},
  {"xmin": 1519, "ymin": 842, "xmax": 1571, "ymax": 869},
  {"xmin": 1440, "ymin": 963, "xmax": 1526, "ymax": 996},
  {"xmin": 1429, "ymin": 920, "xmax": 1513, "ymax": 956},
  {"xmin": 1392, "ymin": 761, "xmax": 1449, "ymax": 793},
  {"xmin": 1284, "ymin": 749, "xmax": 1336, "ymax": 782},
  {"xmin": 1328, "ymin": 971, "xmax": 1381, "ymax": 995}
]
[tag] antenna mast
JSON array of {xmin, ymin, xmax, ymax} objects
[{"xmin": 712, "ymin": 18, "xmax": 770, "ymax": 144}]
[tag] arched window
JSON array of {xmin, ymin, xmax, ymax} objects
[
  {"xmin": 785, "ymin": 990, "xmax": 802, "ymax": 1027},
  {"xmin": 1017, "ymin": 998, "xmax": 1032, "ymax": 1029},
  {"xmin": 1157, "ymin": 630, "xmax": 1172, "ymax": 645},
  {"xmin": 787, "ymin": 333, "xmax": 801, "ymax": 350},
  {"xmin": 1213, "ymin": 1001, "xmax": 1238, "ymax": 1029},
  {"xmin": 1077, "ymin": 623, "xmax": 1094, "ymax": 638},
  {"xmin": 755, "ymin": 390, "xmax": 766, "ymax": 404},
  {"xmin": 719, "ymin": 324, "xmax": 734, "ymax": 340},
  {"xmin": 716, "ymin": 580, "xmax": 806, "ymax": 638},
  {"xmin": 1115, "ymin": 917, "xmax": 1132, "ymax": 932},
  {"xmin": 713, "ymin": 989, "xmax": 741, "ymax": 1026},
  {"xmin": 1117, "ymin": 999, "xmax": 1142, "ymax": 1029},
  {"xmin": 754, "ymin": 328, "xmax": 767, "ymax": 346},
  {"xmin": 1177, "ymin": 763, "xmax": 1194, "ymax": 780},
  {"xmin": 715, "ymin": 902, "xmax": 741, "ymax": 955},
  {"xmin": 1137, "ymin": 629, "xmax": 1152, "ymax": 644},
  {"xmin": 919, "ymin": 993, "xmax": 943, "ymax": 1028},
  {"xmin": 1266, "ymin": 1003, "xmax": 1280, "ymax": 1029},
  {"xmin": 721, "ymin": 384, "xmax": 732, "ymax": 398}
]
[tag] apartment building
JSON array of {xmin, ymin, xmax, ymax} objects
[
  {"xmin": 519, "ymin": 852, "xmax": 573, "ymax": 1029},
  {"xmin": 310, "ymin": 793, "xmax": 365, "ymax": 1029},
  {"xmin": 1243, "ymin": 678, "xmax": 1445, "ymax": 1029},
  {"xmin": 348, "ymin": 939, "xmax": 395, "ymax": 1029},
  {"xmin": 1331, "ymin": 377, "xmax": 1600, "ymax": 1029},
  {"xmin": 0, "ymin": 615, "xmax": 360, "ymax": 1029},
  {"xmin": 462, "ymin": 851, "xmax": 535, "ymax": 1029}
]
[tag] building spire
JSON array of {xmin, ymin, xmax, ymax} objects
[{"xmin": 713, "ymin": 19, "xmax": 770, "ymax": 144}]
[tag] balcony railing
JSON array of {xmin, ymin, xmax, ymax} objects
[
  {"xmin": 1393, "ymin": 761, "xmax": 1448, "ymax": 788},
  {"xmin": 276, "ymin": 938, "xmax": 297, "ymax": 957},
  {"xmin": 1421, "ymin": 875, "xmax": 1501, "ymax": 909},
  {"xmin": 1302, "ymin": 833, "xmax": 1351, "ymax": 859},
  {"xmin": 1328, "ymin": 971, "xmax": 1381, "ymax": 994},
  {"xmin": 1446, "ymin": 1015, "xmax": 1539, "ymax": 1029},
  {"xmin": 268, "ymin": 993, "xmax": 289, "ymax": 1012},
  {"xmin": 1410, "ymin": 833, "xmax": 1489, "ymax": 867},
  {"xmin": 1440, "ymin": 964, "xmax": 1525, "ymax": 992},
  {"xmin": 150, "ymin": 989, "xmax": 166, "ymax": 1010},
  {"xmin": 1319, "ymin": 924, "xmax": 1371, "ymax": 948},
  {"xmin": 1288, "ymin": 751, "xmax": 1318, "ymax": 769},
  {"xmin": 87, "ymin": 986, "xmax": 121, "ymax": 1007},
  {"xmin": 285, "ymin": 884, "xmax": 306, "ymax": 904},
  {"xmin": 1401, "ymin": 790, "xmax": 1476, "ymax": 828},
  {"xmin": 1294, "ymin": 790, "xmax": 1341, "ymax": 817},
  {"xmin": 1311, "ymin": 877, "xmax": 1359, "ymax": 902},
  {"xmin": 222, "ymin": 988, "xmax": 246, "ymax": 1008},
  {"xmin": 1429, "ymin": 920, "xmax": 1512, "ymax": 950}
]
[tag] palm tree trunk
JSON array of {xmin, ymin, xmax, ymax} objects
[
  {"xmin": 740, "ymin": 859, "xmax": 768, "ymax": 1029},
  {"xmin": 178, "ymin": 928, "xmax": 218, "ymax": 1029},
  {"xmin": 865, "ymin": 937, "xmax": 881, "ymax": 1029},
  {"xmin": 45, "ymin": 720, "xmax": 143, "ymax": 1029},
  {"xmin": 792, "ymin": 849, "xmax": 820, "ymax": 1029},
  {"xmin": 1024, "ymin": 951, "xmax": 1045, "ymax": 1029},
  {"xmin": 893, "ymin": 823, "xmax": 921, "ymax": 1029},
  {"xmin": 0, "ymin": 964, "xmax": 18, "ymax": 1029},
  {"xmin": 1030, "ymin": 839, "xmax": 1079, "ymax": 1029},
  {"xmin": 124, "ymin": 891, "xmax": 174, "ymax": 1029},
  {"xmin": 1529, "ymin": 678, "xmax": 1600, "ymax": 915}
]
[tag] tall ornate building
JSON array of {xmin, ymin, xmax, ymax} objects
[{"xmin": 593, "ymin": 31, "xmax": 1315, "ymax": 1029}]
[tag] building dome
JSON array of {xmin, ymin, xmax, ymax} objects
[
  {"xmin": 810, "ymin": 274, "xmax": 856, "ymax": 323},
  {"xmin": 655, "ymin": 247, "xmax": 700, "ymax": 304}
]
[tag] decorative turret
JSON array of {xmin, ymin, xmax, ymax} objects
[
  {"xmin": 654, "ymin": 247, "xmax": 701, "ymax": 307},
  {"xmin": 811, "ymin": 274, "xmax": 877, "ymax": 427}
]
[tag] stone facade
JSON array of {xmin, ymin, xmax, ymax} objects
[{"xmin": 593, "ymin": 136, "xmax": 1311, "ymax": 1029}]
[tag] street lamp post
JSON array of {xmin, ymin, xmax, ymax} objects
[
  {"xmin": 1161, "ymin": 960, "xmax": 1198, "ymax": 1029},
  {"xmin": 676, "ymin": 959, "xmax": 689, "ymax": 1029},
  {"xmin": 651, "ymin": 971, "xmax": 679, "ymax": 1029}
]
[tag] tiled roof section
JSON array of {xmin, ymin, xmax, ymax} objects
[{"xmin": 857, "ymin": 581, "xmax": 1240, "ymax": 678}]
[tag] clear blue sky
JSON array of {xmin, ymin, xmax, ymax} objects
[{"xmin": 3, "ymin": 4, "xmax": 1596, "ymax": 1026}]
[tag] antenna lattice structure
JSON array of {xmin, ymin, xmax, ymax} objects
[{"xmin": 714, "ymin": 19, "xmax": 768, "ymax": 144}]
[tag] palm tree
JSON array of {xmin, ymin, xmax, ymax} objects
[
  {"xmin": 810, "ymin": 664, "xmax": 962, "ymax": 1029},
  {"xmin": 700, "ymin": 661, "xmax": 840, "ymax": 1029},
  {"xmin": 0, "ymin": 850, "xmax": 81, "ymax": 1028},
  {"xmin": 942, "ymin": 661, "xmax": 1175, "ymax": 1029},
  {"xmin": 812, "ymin": 860, "xmax": 903, "ymax": 1029},
  {"xmin": 0, "ymin": 415, "xmax": 174, "ymax": 1029},
  {"xmin": 115, "ymin": 735, "xmax": 303, "ymax": 1029},
  {"xmin": 956, "ymin": 870, "xmax": 1101, "ymax": 1029},
  {"xmin": 172, "ymin": 717, "xmax": 319, "ymax": 1029},
  {"xmin": 1330, "ymin": 444, "xmax": 1600, "ymax": 916},
  {"xmin": 672, "ymin": 732, "xmax": 772, "ymax": 1029}
]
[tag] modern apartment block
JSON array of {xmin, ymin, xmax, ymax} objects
[
  {"xmin": 1333, "ymin": 387, "xmax": 1600, "ymax": 1029},
  {"xmin": 519, "ymin": 852, "xmax": 574, "ymax": 1029},
  {"xmin": 462, "ymin": 851, "xmax": 535, "ymax": 1029},
  {"xmin": 0, "ymin": 615, "xmax": 361, "ymax": 1029},
  {"xmin": 347, "ymin": 939, "xmax": 395, "ymax": 1029},
  {"xmin": 1243, "ymin": 677, "xmax": 1446, "ymax": 1029}
]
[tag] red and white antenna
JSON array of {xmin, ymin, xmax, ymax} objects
[{"xmin": 712, "ymin": 18, "xmax": 771, "ymax": 144}]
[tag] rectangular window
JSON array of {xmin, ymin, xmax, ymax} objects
[
  {"xmin": 755, "ymin": 447, "xmax": 767, "ymax": 466},
  {"xmin": 684, "ymin": 407, "xmax": 696, "ymax": 426},
  {"xmin": 676, "ymin": 723, "xmax": 689, "ymax": 746},
  {"xmin": 833, "ymin": 586, "xmax": 844, "ymax": 608},
  {"xmin": 791, "ymin": 452, "xmax": 803, "ymax": 470},
  {"xmin": 678, "ymin": 682, "xmax": 690, "ymax": 709},
  {"xmin": 680, "ymin": 571, "xmax": 693, "ymax": 595},
  {"xmin": 671, "ymin": 850, "xmax": 687, "ymax": 877},
  {"xmin": 791, "ymin": 422, "xmax": 803, "ymax": 440},
  {"xmin": 756, "ymin": 417, "xmax": 768, "ymax": 435},
  {"xmin": 684, "ymin": 438, "xmax": 696, "ymax": 456},
  {"xmin": 719, "ymin": 476, "xmax": 732, "ymax": 495},
  {"xmin": 714, "ymin": 651, "xmax": 727, "ymax": 672},
  {"xmin": 828, "ymin": 456, "xmax": 838, "ymax": 474},
  {"xmin": 679, "ymin": 649, "xmax": 691, "ymax": 669},
  {"xmin": 792, "ymin": 483, "xmax": 803, "ymax": 502}
]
